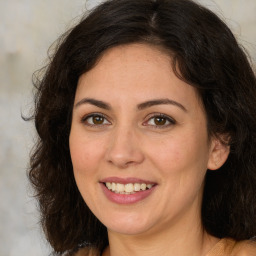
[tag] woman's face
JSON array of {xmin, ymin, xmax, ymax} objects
[{"xmin": 69, "ymin": 43, "xmax": 227, "ymax": 236}]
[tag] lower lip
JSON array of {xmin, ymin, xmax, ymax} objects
[{"xmin": 100, "ymin": 183, "xmax": 157, "ymax": 204}]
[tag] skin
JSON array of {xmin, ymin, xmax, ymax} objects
[{"xmin": 69, "ymin": 43, "xmax": 230, "ymax": 256}]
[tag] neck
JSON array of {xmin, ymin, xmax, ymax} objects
[{"xmin": 103, "ymin": 207, "xmax": 219, "ymax": 256}]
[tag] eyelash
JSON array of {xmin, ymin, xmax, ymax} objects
[
  {"xmin": 81, "ymin": 113, "xmax": 176, "ymax": 128},
  {"xmin": 143, "ymin": 113, "xmax": 176, "ymax": 129},
  {"xmin": 81, "ymin": 113, "xmax": 111, "ymax": 127}
]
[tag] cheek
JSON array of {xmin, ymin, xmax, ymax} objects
[
  {"xmin": 70, "ymin": 130, "xmax": 102, "ymax": 169},
  {"xmin": 69, "ymin": 132, "xmax": 103, "ymax": 205},
  {"xmin": 146, "ymin": 132, "xmax": 209, "ymax": 180}
]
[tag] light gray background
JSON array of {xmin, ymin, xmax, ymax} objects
[{"xmin": 0, "ymin": 0, "xmax": 255, "ymax": 255}]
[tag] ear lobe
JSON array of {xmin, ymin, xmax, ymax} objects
[{"xmin": 207, "ymin": 137, "xmax": 230, "ymax": 170}]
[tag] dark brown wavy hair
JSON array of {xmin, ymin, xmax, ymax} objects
[{"xmin": 28, "ymin": 0, "xmax": 256, "ymax": 254}]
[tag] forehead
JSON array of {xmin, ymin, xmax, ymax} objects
[
  {"xmin": 95, "ymin": 43, "xmax": 171, "ymax": 69},
  {"xmin": 76, "ymin": 43, "xmax": 200, "ymax": 108},
  {"xmin": 79, "ymin": 43, "xmax": 172, "ymax": 86}
]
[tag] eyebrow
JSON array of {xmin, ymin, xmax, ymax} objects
[
  {"xmin": 75, "ymin": 98, "xmax": 111, "ymax": 110},
  {"xmin": 74, "ymin": 97, "xmax": 187, "ymax": 112},
  {"xmin": 137, "ymin": 98, "xmax": 187, "ymax": 112}
]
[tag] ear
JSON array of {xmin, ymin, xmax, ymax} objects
[{"xmin": 207, "ymin": 136, "xmax": 230, "ymax": 170}]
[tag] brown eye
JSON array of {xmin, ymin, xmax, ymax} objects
[
  {"xmin": 92, "ymin": 116, "xmax": 104, "ymax": 124},
  {"xmin": 145, "ymin": 114, "xmax": 176, "ymax": 128},
  {"xmin": 82, "ymin": 114, "xmax": 111, "ymax": 126},
  {"xmin": 154, "ymin": 117, "xmax": 167, "ymax": 126}
]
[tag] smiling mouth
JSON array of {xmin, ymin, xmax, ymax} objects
[{"xmin": 104, "ymin": 182, "xmax": 155, "ymax": 194}]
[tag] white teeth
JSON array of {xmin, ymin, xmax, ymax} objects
[
  {"xmin": 125, "ymin": 183, "xmax": 134, "ymax": 193},
  {"xmin": 105, "ymin": 182, "xmax": 154, "ymax": 194},
  {"xmin": 106, "ymin": 182, "xmax": 112, "ymax": 189},
  {"xmin": 116, "ymin": 183, "xmax": 125, "ymax": 193},
  {"xmin": 140, "ymin": 183, "xmax": 146, "ymax": 191},
  {"xmin": 111, "ymin": 182, "xmax": 116, "ymax": 192},
  {"xmin": 134, "ymin": 183, "xmax": 141, "ymax": 191}
]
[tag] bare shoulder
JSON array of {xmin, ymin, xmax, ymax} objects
[{"xmin": 232, "ymin": 240, "xmax": 256, "ymax": 256}]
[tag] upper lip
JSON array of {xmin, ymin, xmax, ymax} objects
[{"xmin": 100, "ymin": 177, "xmax": 156, "ymax": 185}]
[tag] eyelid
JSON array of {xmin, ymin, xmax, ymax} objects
[
  {"xmin": 143, "ymin": 113, "xmax": 176, "ymax": 128},
  {"xmin": 81, "ymin": 112, "xmax": 111, "ymax": 126}
]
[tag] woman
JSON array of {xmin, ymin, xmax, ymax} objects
[{"xmin": 29, "ymin": 0, "xmax": 256, "ymax": 255}]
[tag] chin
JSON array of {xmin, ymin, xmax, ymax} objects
[
  {"xmin": 107, "ymin": 222, "xmax": 152, "ymax": 236},
  {"xmin": 98, "ymin": 210, "xmax": 156, "ymax": 235}
]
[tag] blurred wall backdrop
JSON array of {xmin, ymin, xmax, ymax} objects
[{"xmin": 0, "ymin": 0, "xmax": 255, "ymax": 255}]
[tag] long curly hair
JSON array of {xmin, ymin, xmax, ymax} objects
[{"xmin": 28, "ymin": 0, "xmax": 256, "ymax": 254}]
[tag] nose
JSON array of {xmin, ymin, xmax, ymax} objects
[{"xmin": 105, "ymin": 125, "xmax": 144, "ymax": 169}]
